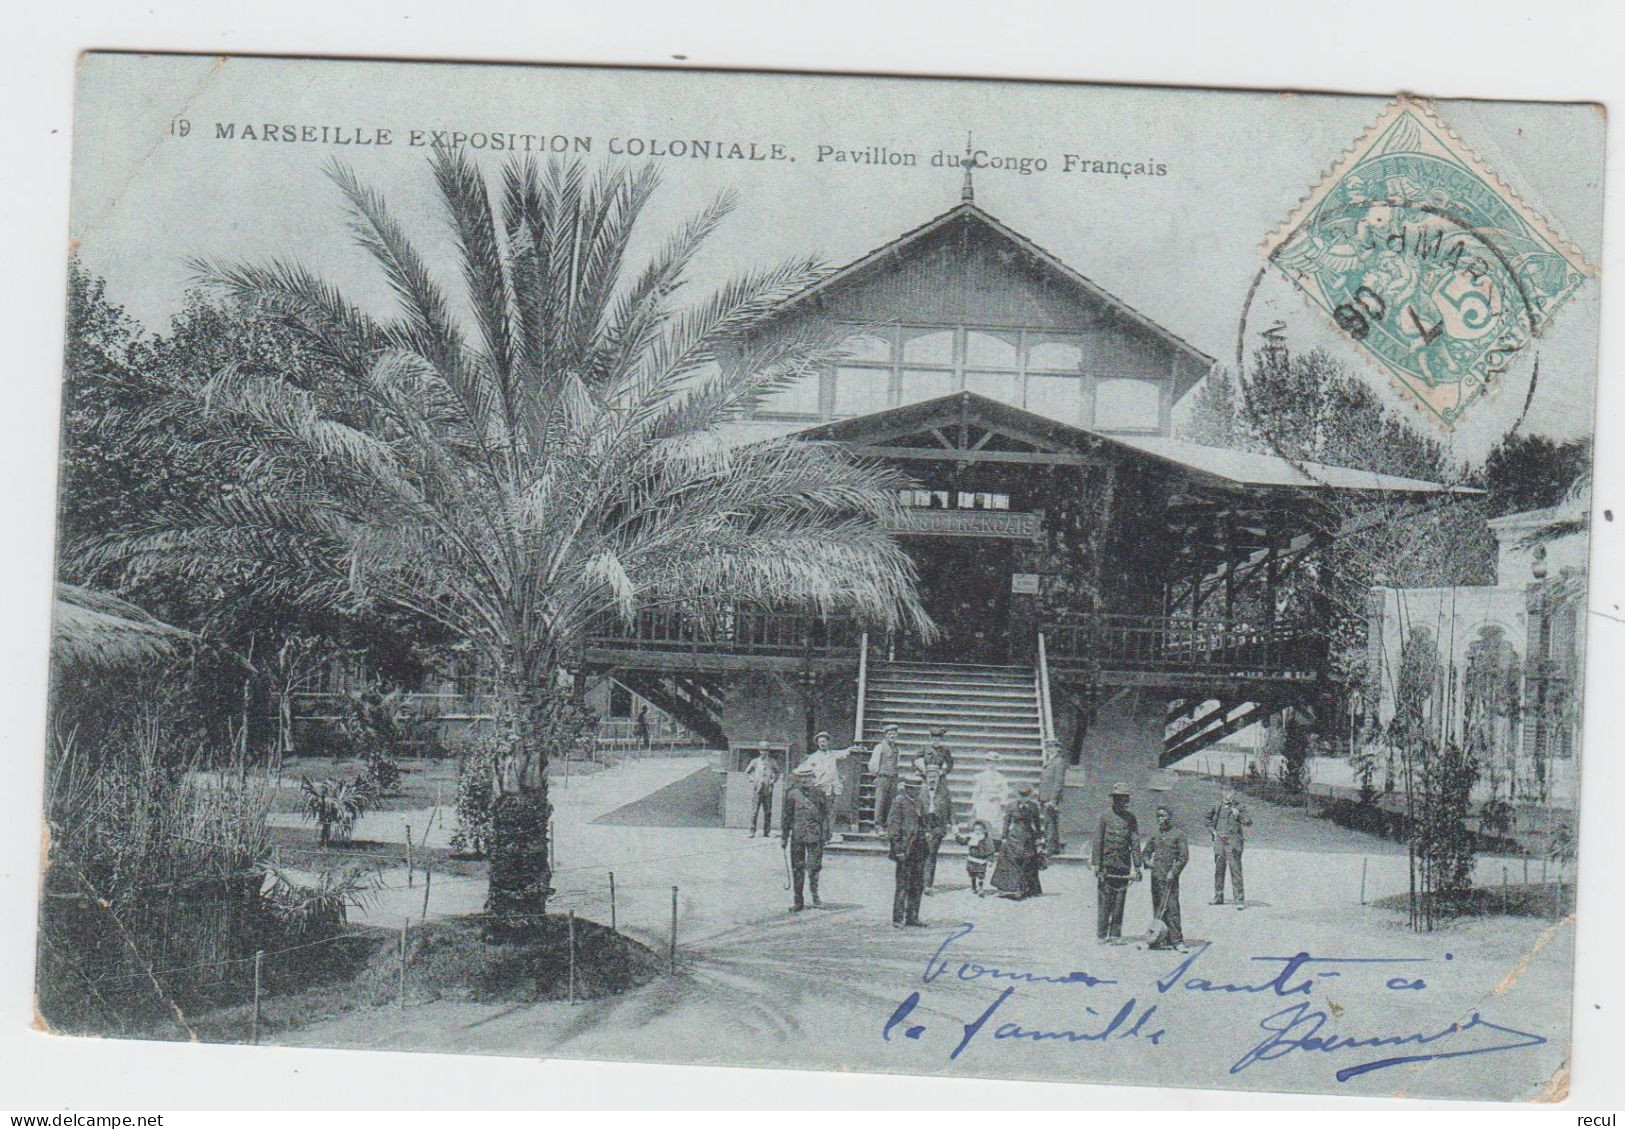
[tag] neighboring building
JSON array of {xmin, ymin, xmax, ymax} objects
[
  {"xmin": 585, "ymin": 184, "xmax": 1460, "ymax": 830},
  {"xmin": 1367, "ymin": 500, "xmax": 1587, "ymax": 807}
]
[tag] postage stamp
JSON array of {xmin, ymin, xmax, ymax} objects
[{"xmin": 1261, "ymin": 97, "xmax": 1595, "ymax": 429}]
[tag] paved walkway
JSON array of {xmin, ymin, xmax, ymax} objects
[{"xmin": 278, "ymin": 756, "xmax": 1573, "ymax": 1101}]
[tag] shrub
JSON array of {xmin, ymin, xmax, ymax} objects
[{"xmin": 297, "ymin": 776, "xmax": 368, "ymax": 845}]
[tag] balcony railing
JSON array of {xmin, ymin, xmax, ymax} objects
[
  {"xmin": 1042, "ymin": 613, "xmax": 1322, "ymax": 681},
  {"xmin": 586, "ymin": 603, "xmax": 863, "ymax": 659}
]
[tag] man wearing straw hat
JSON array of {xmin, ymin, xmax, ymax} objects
[{"xmin": 1091, "ymin": 782, "xmax": 1142, "ymax": 941}]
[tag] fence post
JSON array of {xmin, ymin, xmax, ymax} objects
[
  {"xmin": 669, "ymin": 886, "xmax": 678, "ymax": 974},
  {"xmin": 398, "ymin": 917, "xmax": 408, "ymax": 1011},
  {"xmin": 405, "ymin": 824, "xmax": 415, "ymax": 888},
  {"xmin": 251, "ymin": 950, "xmax": 264, "ymax": 1045},
  {"xmin": 1359, "ymin": 858, "xmax": 1367, "ymax": 905},
  {"xmin": 609, "ymin": 871, "xmax": 617, "ymax": 933},
  {"xmin": 567, "ymin": 909, "xmax": 577, "ymax": 1005},
  {"xmin": 1523, "ymin": 854, "xmax": 1529, "ymax": 885},
  {"xmin": 421, "ymin": 865, "xmax": 433, "ymax": 924},
  {"xmin": 1502, "ymin": 865, "xmax": 1510, "ymax": 912}
]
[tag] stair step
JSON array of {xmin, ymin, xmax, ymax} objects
[
  {"xmin": 877, "ymin": 661, "xmax": 1034, "ymax": 673},
  {"xmin": 868, "ymin": 686, "xmax": 1038, "ymax": 702}
]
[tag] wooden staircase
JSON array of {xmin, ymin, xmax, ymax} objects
[{"xmin": 854, "ymin": 660, "xmax": 1047, "ymax": 828}]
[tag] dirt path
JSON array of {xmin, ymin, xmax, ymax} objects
[{"xmin": 281, "ymin": 820, "xmax": 1573, "ymax": 1101}]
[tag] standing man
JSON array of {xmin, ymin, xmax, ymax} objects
[
  {"xmin": 919, "ymin": 757, "xmax": 950, "ymax": 894},
  {"xmin": 1206, "ymin": 786, "xmax": 1253, "ymax": 905},
  {"xmin": 1143, "ymin": 805, "xmax": 1189, "ymax": 950},
  {"xmin": 885, "ymin": 769, "xmax": 930, "ymax": 927},
  {"xmin": 744, "ymin": 745, "xmax": 779, "ymax": 838},
  {"xmin": 801, "ymin": 731, "xmax": 843, "ymax": 841},
  {"xmin": 866, "ymin": 722, "xmax": 904, "ymax": 830},
  {"xmin": 781, "ymin": 764, "xmax": 829, "ymax": 911},
  {"xmin": 1037, "ymin": 739, "xmax": 1068, "ymax": 855},
  {"xmin": 634, "ymin": 704, "xmax": 651, "ymax": 750},
  {"xmin": 1091, "ymin": 782, "xmax": 1142, "ymax": 942}
]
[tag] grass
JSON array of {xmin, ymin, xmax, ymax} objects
[
  {"xmin": 176, "ymin": 914, "xmax": 661, "ymax": 1043},
  {"xmin": 1371, "ymin": 882, "xmax": 1575, "ymax": 920}
]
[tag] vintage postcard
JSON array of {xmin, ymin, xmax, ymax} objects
[{"xmin": 41, "ymin": 53, "xmax": 1602, "ymax": 1102}]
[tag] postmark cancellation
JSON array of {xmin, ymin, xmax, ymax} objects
[{"xmin": 1261, "ymin": 97, "xmax": 1595, "ymax": 429}]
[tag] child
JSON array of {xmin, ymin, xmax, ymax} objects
[{"xmin": 959, "ymin": 819, "xmax": 995, "ymax": 895}]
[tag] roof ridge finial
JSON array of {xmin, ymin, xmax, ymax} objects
[{"xmin": 961, "ymin": 132, "xmax": 976, "ymax": 205}]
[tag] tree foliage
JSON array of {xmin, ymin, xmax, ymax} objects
[{"xmin": 88, "ymin": 152, "xmax": 929, "ymax": 932}]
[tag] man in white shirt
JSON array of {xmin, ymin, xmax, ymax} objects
[
  {"xmin": 744, "ymin": 746, "xmax": 779, "ymax": 838},
  {"xmin": 799, "ymin": 730, "xmax": 843, "ymax": 840},
  {"xmin": 866, "ymin": 722, "xmax": 904, "ymax": 829}
]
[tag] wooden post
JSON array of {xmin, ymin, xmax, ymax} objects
[
  {"xmin": 1523, "ymin": 855, "xmax": 1529, "ymax": 885},
  {"xmin": 405, "ymin": 824, "xmax": 414, "ymax": 888},
  {"xmin": 669, "ymin": 885, "xmax": 678, "ymax": 974},
  {"xmin": 398, "ymin": 918, "xmax": 408, "ymax": 1011},
  {"xmin": 1502, "ymin": 865, "xmax": 1510, "ymax": 912},
  {"xmin": 421, "ymin": 865, "xmax": 433, "ymax": 923},
  {"xmin": 609, "ymin": 871, "xmax": 617, "ymax": 933},
  {"xmin": 1359, "ymin": 858, "xmax": 1367, "ymax": 905},
  {"xmin": 251, "ymin": 950, "xmax": 264, "ymax": 1045},
  {"xmin": 567, "ymin": 909, "xmax": 577, "ymax": 1005}
]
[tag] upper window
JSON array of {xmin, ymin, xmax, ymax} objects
[
  {"xmin": 1094, "ymin": 377, "xmax": 1162, "ymax": 432},
  {"xmin": 750, "ymin": 323, "xmax": 1166, "ymax": 432},
  {"xmin": 832, "ymin": 367, "xmax": 891, "ymax": 418},
  {"xmin": 756, "ymin": 373, "xmax": 821, "ymax": 417}
]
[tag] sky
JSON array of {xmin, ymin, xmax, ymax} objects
[{"xmin": 67, "ymin": 53, "xmax": 1606, "ymax": 464}]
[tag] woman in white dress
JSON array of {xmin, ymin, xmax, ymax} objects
[{"xmin": 969, "ymin": 752, "xmax": 1011, "ymax": 844}]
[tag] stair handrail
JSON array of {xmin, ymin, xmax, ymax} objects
[
  {"xmin": 854, "ymin": 630, "xmax": 870, "ymax": 742},
  {"xmin": 1036, "ymin": 631, "xmax": 1057, "ymax": 747}
]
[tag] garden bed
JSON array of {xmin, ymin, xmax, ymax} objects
[{"xmin": 177, "ymin": 913, "xmax": 661, "ymax": 1043}]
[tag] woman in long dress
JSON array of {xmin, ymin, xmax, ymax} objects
[{"xmin": 992, "ymin": 788, "xmax": 1044, "ymax": 898}]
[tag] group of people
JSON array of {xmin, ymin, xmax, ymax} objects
[
  {"xmin": 1089, "ymin": 782, "xmax": 1253, "ymax": 950},
  {"xmin": 740, "ymin": 729, "xmax": 1253, "ymax": 944}
]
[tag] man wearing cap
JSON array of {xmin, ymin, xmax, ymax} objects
[
  {"xmin": 885, "ymin": 768, "xmax": 931, "ymax": 927},
  {"xmin": 781, "ymin": 763, "xmax": 829, "ymax": 910},
  {"xmin": 1143, "ymin": 805, "xmax": 1189, "ymax": 949},
  {"xmin": 1037, "ymin": 739, "xmax": 1068, "ymax": 855},
  {"xmin": 1092, "ymin": 783, "xmax": 1142, "ymax": 941},
  {"xmin": 866, "ymin": 722, "xmax": 904, "ymax": 830}
]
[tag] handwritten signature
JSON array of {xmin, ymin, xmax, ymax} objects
[{"xmin": 882, "ymin": 923, "xmax": 1548, "ymax": 1082}]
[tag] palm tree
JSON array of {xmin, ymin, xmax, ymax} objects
[{"xmin": 100, "ymin": 152, "xmax": 929, "ymax": 935}]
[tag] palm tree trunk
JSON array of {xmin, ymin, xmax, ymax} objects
[{"xmin": 484, "ymin": 676, "xmax": 553, "ymax": 940}]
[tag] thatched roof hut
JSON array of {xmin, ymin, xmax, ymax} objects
[{"xmin": 51, "ymin": 584, "xmax": 193, "ymax": 670}]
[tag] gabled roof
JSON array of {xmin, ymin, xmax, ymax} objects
[
  {"xmin": 768, "ymin": 202, "xmax": 1215, "ymax": 376},
  {"xmin": 795, "ymin": 391, "xmax": 1463, "ymax": 497}
]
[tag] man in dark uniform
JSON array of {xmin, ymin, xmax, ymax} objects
[
  {"xmin": 1143, "ymin": 805, "xmax": 1189, "ymax": 950},
  {"xmin": 866, "ymin": 722, "xmax": 904, "ymax": 829},
  {"xmin": 1091, "ymin": 782, "xmax": 1142, "ymax": 941},
  {"xmin": 885, "ymin": 769, "xmax": 931, "ymax": 927},
  {"xmin": 914, "ymin": 728, "xmax": 955, "ymax": 893},
  {"xmin": 781, "ymin": 764, "xmax": 829, "ymax": 911},
  {"xmin": 1206, "ymin": 786, "xmax": 1253, "ymax": 905},
  {"xmin": 1037, "ymin": 739, "xmax": 1068, "ymax": 855}
]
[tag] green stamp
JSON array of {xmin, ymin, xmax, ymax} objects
[{"xmin": 1262, "ymin": 98, "xmax": 1594, "ymax": 429}]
